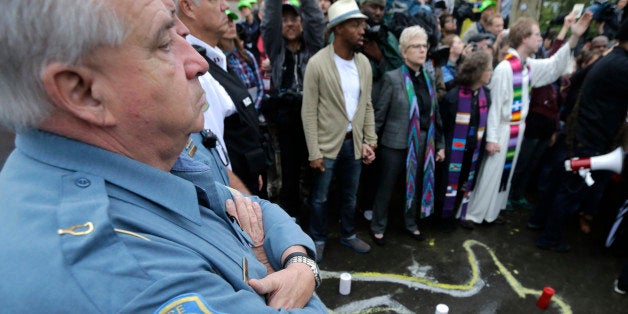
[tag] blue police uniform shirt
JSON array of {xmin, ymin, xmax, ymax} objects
[
  {"xmin": 174, "ymin": 132, "xmax": 230, "ymax": 187},
  {"xmin": 0, "ymin": 130, "xmax": 325, "ymax": 313}
]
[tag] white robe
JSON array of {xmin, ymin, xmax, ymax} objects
[{"xmin": 464, "ymin": 45, "xmax": 574, "ymax": 223}]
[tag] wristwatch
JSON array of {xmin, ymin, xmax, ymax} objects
[{"xmin": 284, "ymin": 253, "xmax": 322, "ymax": 289}]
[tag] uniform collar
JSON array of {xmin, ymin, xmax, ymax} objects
[{"xmin": 16, "ymin": 130, "xmax": 203, "ymax": 225}]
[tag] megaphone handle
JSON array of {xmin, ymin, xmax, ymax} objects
[
  {"xmin": 584, "ymin": 172, "xmax": 594, "ymax": 186},
  {"xmin": 578, "ymin": 168, "xmax": 595, "ymax": 186}
]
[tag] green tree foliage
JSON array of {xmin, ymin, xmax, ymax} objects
[{"xmin": 540, "ymin": 0, "xmax": 583, "ymax": 31}]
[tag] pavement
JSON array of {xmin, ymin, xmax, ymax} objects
[
  {"xmin": 1, "ymin": 130, "xmax": 626, "ymax": 313},
  {"xmin": 312, "ymin": 185, "xmax": 628, "ymax": 313}
]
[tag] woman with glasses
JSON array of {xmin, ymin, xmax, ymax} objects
[{"xmin": 370, "ymin": 26, "xmax": 445, "ymax": 245}]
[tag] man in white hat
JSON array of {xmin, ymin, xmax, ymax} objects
[{"xmin": 302, "ymin": 0, "xmax": 378, "ymax": 262}]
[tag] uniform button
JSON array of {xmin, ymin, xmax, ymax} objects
[{"xmin": 75, "ymin": 178, "xmax": 91, "ymax": 188}]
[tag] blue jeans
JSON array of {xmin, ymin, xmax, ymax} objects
[{"xmin": 309, "ymin": 138, "xmax": 362, "ymax": 242}]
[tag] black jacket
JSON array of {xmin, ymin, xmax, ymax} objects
[{"xmin": 570, "ymin": 46, "xmax": 628, "ymax": 156}]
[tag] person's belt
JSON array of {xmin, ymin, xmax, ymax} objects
[{"xmin": 345, "ymin": 131, "xmax": 353, "ymax": 139}]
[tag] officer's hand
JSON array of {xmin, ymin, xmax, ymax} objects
[
  {"xmin": 309, "ymin": 159, "xmax": 325, "ymax": 172},
  {"xmin": 226, "ymin": 193, "xmax": 274, "ymax": 273},
  {"xmin": 226, "ymin": 193, "xmax": 265, "ymax": 246},
  {"xmin": 248, "ymin": 262, "xmax": 315, "ymax": 309}
]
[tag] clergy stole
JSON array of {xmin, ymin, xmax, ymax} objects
[
  {"xmin": 500, "ymin": 53, "xmax": 525, "ymax": 191},
  {"xmin": 443, "ymin": 86, "xmax": 488, "ymax": 218},
  {"xmin": 403, "ymin": 65, "xmax": 436, "ymax": 218}
]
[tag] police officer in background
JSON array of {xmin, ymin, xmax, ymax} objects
[{"xmin": 0, "ymin": 0, "xmax": 325, "ymax": 312}]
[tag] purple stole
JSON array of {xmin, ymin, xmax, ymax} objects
[
  {"xmin": 444, "ymin": 86, "xmax": 488, "ymax": 218},
  {"xmin": 500, "ymin": 53, "xmax": 525, "ymax": 191}
]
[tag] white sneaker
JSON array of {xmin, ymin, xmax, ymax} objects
[
  {"xmin": 363, "ymin": 210, "xmax": 373, "ymax": 221},
  {"xmin": 614, "ymin": 279, "xmax": 626, "ymax": 294}
]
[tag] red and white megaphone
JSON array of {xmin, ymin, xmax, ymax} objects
[{"xmin": 564, "ymin": 147, "xmax": 625, "ymax": 186}]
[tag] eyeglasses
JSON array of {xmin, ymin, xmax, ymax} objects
[{"xmin": 407, "ymin": 43, "xmax": 429, "ymax": 50}]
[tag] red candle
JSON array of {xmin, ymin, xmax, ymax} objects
[{"xmin": 536, "ymin": 286, "xmax": 555, "ymax": 309}]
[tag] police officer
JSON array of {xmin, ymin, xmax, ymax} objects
[{"xmin": 0, "ymin": 0, "xmax": 324, "ymax": 312}]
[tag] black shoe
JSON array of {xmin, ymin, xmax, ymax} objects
[
  {"xmin": 406, "ymin": 229, "xmax": 425, "ymax": 241},
  {"xmin": 614, "ymin": 279, "xmax": 627, "ymax": 295},
  {"xmin": 370, "ymin": 232, "xmax": 386, "ymax": 246},
  {"xmin": 439, "ymin": 220, "xmax": 457, "ymax": 233},
  {"xmin": 459, "ymin": 219, "xmax": 475, "ymax": 230},
  {"xmin": 491, "ymin": 216, "xmax": 506, "ymax": 225},
  {"xmin": 526, "ymin": 221, "xmax": 543, "ymax": 230},
  {"xmin": 536, "ymin": 242, "xmax": 571, "ymax": 253}
]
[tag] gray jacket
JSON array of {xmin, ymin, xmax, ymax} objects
[{"xmin": 375, "ymin": 66, "xmax": 444, "ymax": 151}]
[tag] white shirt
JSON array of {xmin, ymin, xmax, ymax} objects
[
  {"xmin": 334, "ymin": 54, "xmax": 360, "ymax": 132},
  {"xmin": 187, "ymin": 35, "xmax": 235, "ymax": 169}
]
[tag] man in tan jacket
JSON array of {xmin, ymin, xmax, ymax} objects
[{"xmin": 301, "ymin": 0, "xmax": 378, "ymax": 262}]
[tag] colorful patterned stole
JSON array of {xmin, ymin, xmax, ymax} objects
[
  {"xmin": 403, "ymin": 65, "xmax": 436, "ymax": 218},
  {"xmin": 500, "ymin": 53, "xmax": 525, "ymax": 191},
  {"xmin": 443, "ymin": 86, "xmax": 488, "ymax": 218}
]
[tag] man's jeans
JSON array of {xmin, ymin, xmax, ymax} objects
[{"xmin": 309, "ymin": 138, "xmax": 362, "ymax": 242}]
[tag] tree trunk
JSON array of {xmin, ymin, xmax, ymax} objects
[{"xmin": 509, "ymin": 0, "xmax": 542, "ymax": 23}]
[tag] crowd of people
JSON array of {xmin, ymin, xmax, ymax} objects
[
  {"xmin": 243, "ymin": 0, "xmax": 626, "ymax": 294},
  {"xmin": 1, "ymin": 0, "xmax": 627, "ymax": 311}
]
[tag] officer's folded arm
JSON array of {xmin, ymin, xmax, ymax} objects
[{"xmin": 226, "ymin": 191, "xmax": 319, "ymax": 309}]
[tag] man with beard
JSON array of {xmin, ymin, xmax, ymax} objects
[{"xmin": 302, "ymin": 0, "xmax": 378, "ymax": 262}]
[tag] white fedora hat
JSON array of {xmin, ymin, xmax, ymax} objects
[{"xmin": 327, "ymin": 0, "xmax": 367, "ymax": 30}]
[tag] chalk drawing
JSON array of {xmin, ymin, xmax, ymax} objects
[
  {"xmin": 323, "ymin": 239, "xmax": 573, "ymax": 314},
  {"xmin": 331, "ymin": 295, "xmax": 414, "ymax": 314}
]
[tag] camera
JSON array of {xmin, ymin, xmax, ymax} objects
[
  {"xmin": 430, "ymin": 45, "xmax": 450, "ymax": 67},
  {"xmin": 586, "ymin": 0, "xmax": 616, "ymax": 22},
  {"xmin": 365, "ymin": 23, "xmax": 382, "ymax": 41}
]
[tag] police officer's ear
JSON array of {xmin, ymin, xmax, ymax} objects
[
  {"xmin": 41, "ymin": 63, "xmax": 115, "ymax": 127},
  {"xmin": 178, "ymin": 0, "xmax": 198, "ymax": 19}
]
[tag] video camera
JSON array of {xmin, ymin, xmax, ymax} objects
[
  {"xmin": 586, "ymin": 0, "xmax": 617, "ymax": 23},
  {"xmin": 365, "ymin": 23, "xmax": 384, "ymax": 42},
  {"xmin": 430, "ymin": 45, "xmax": 451, "ymax": 68}
]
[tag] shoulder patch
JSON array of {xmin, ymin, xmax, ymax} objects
[{"xmin": 156, "ymin": 293, "xmax": 219, "ymax": 314}]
